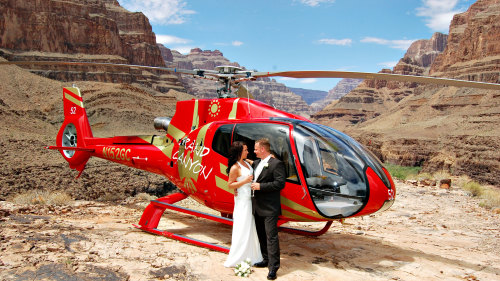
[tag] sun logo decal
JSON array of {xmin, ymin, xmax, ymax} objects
[{"xmin": 208, "ymin": 99, "xmax": 220, "ymax": 117}]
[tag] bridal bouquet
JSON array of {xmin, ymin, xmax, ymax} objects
[{"xmin": 234, "ymin": 258, "xmax": 252, "ymax": 277}]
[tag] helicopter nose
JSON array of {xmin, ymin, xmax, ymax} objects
[{"xmin": 356, "ymin": 166, "xmax": 396, "ymax": 216}]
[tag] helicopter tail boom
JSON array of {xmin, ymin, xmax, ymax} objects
[{"xmin": 55, "ymin": 87, "xmax": 94, "ymax": 177}]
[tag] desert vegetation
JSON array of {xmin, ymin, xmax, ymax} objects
[{"xmin": 385, "ymin": 163, "xmax": 500, "ymax": 210}]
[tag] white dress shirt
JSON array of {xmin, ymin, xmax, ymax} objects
[{"xmin": 254, "ymin": 155, "xmax": 271, "ymax": 182}]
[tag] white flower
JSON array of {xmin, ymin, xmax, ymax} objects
[
  {"xmin": 234, "ymin": 258, "xmax": 252, "ymax": 277},
  {"xmin": 263, "ymin": 163, "xmax": 269, "ymax": 168}
]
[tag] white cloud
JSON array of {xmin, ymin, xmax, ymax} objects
[
  {"xmin": 156, "ymin": 34, "xmax": 193, "ymax": 54},
  {"xmin": 278, "ymin": 77, "xmax": 318, "ymax": 84},
  {"xmin": 232, "ymin": 41, "xmax": 244, "ymax": 47},
  {"xmin": 416, "ymin": 0, "xmax": 467, "ymax": 32},
  {"xmin": 118, "ymin": 0, "xmax": 195, "ymax": 25},
  {"xmin": 361, "ymin": 37, "xmax": 416, "ymax": 50},
  {"xmin": 299, "ymin": 78, "xmax": 318, "ymax": 84},
  {"xmin": 378, "ymin": 61, "xmax": 398, "ymax": 68},
  {"xmin": 317, "ymin": 38, "xmax": 352, "ymax": 46},
  {"xmin": 156, "ymin": 35, "xmax": 191, "ymax": 45},
  {"xmin": 298, "ymin": 0, "xmax": 335, "ymax": 7},
  {"xmin": 172, "ymin": 46, "xmax": 194, "ymax": 55}
]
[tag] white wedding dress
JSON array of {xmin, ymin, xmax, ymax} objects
[{"xmin": 224, "ymin": 162, "xmax": 263, "ymax": 267}]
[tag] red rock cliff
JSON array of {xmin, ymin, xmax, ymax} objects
[
  {"xmin": 312, "ymin": 32, "xmax": 448, "ymax": 129},
  {"xmin": 0, "ymin": 0, "xmax": 164, "ymax": 66},
  {"xmin": 430, "ymin": 0, "xmax": 500, "ymax": 83}
]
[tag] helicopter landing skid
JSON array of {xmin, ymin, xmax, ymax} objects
[
  {"xmin": 278, "ymin": 221, "xmax": 333, "ymax": 236},
  {"xmin": 133, "ymin": 192, "xmax": 232, "ymax": 253},
  {"xmin": 134, "ymin": 192, "xmax": 334, "ymax": 253}
]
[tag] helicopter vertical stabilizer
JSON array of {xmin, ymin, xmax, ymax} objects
[{"xmin": 54, "ymin": 87, "xmax": 94, "ymax": 177}]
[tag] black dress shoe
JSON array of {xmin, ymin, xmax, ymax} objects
[
  {"xmin": 267, "ymin": 269, "xmax": 277, "ymax": 280},
  {"xmin": 253, "ymin": 261, "xmax": 268, "ymax": 268}
]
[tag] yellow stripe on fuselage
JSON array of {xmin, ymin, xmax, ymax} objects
[
  {"xmin": 281, "ymin": 209, "xmax": 316, "ymax": 221},
  {"xmin": 140, "ymin": 135, "xmax": 175, "ymax": 159},
  {"xmin": 192, "ymin": 100, "xmax": 199, "ymax": 130},
  {"xmin": 280, "ymin": 196, "xmax": 323, "ymax": 220},
  {"xmin": 64, "ymin": 92, "xmax": 84, "ymax": 108},
  {"xmin": 228, "ymin": 98, "xmax": 239, "ymax": 120},
  {"xmin": 216, "ymin": 175, "xmax": 233, "ymax": 194},
  {"xmin": 167, "ymin": 124, "xmax": 186, "ymax": 142},
  {"xmin": 220, "ymin": 163, "xmax": 228, "ymax": 176}
]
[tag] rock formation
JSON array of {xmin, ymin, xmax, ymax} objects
[
  {"xmin": 430, "ymin": 0, "xmax": 500, "ymax": 83},
  {"xmin": 314, "ymin": 0, "xmax": 500, "ymax": 184},
  {"xmin": 310, "ymin": 78, "xmax": 362, "ymax": 113},
  {"xmin": 289, "ymin": 87, "xmax": 328, "ymax": 106},
  {"xmin": 312, "ymin": 32, "xmax": 448, "ymax": 130},
  {"xmin": 0, "ymin": 0, "xmax": 184, "ymax": 93}
]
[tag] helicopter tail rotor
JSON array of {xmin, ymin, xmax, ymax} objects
[{"xmin": 48, "ymin": 86, "xmax": 94, "ymax": 177}]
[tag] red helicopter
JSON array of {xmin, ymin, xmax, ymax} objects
[{"xmin": 3, "ymin": 61, "xmax": 500, "ymax": 253}]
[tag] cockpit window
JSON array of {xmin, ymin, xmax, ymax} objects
[
  {"xmin": 317, "ymin": 124, "xmax": 390, "ymax": 188},
  {"xmin": 212, "ymin": 124, "xmax": 234, "ymax": 157},
  {"xmin": 294, "ymin": 123, "xmax": 367, "ymax": 218}
]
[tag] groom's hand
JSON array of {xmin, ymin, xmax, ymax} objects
[{"xmin": 251, "ymin": 183, "xmax": 260, "ymax": 190}]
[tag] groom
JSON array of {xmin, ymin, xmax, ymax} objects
[{"xmin": 251, "ymin": 138, "xmax": 286, "ymax": 280}]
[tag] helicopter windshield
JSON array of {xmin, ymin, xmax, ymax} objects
[{"xmin": 294, "ymin": 123, "xmax": 367, "ymax": 218}]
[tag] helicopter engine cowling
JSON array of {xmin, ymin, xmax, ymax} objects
[{"xmin": 154, "ymin": 117, "xmax": 171, "ymax": 131}]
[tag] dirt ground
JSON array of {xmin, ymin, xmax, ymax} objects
[{"xmin": 1, "ymin": 180, "xmax": 499, "ymax": 281}]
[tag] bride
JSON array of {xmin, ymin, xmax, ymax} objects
[{"xmin": 224, "ymin": 141, "xmax": 263, "ymax": 267}]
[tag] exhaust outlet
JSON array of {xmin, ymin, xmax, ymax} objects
[{"xmin": 154, "ymin": 117, "xmax": 171, "ymax": 131}]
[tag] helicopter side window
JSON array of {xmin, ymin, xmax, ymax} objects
[
  {"xmin": 233, "ymin": 123, "xmax": 298, "ymax": 183},
  {"xmin": 212, "ymin": 124, "xmax": 234, "ymax": 158}
]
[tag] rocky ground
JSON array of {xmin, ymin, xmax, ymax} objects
[{"xmin": 1, "ymin": 180, "xmax": 499, "ymax": 281}]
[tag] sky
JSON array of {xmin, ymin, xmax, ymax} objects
[{"xmin": 117, "ymin": 0, "xmax": 474, "ymax": 91}]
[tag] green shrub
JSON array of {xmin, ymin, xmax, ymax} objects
[
  {"xmin": 478, "ymin": 188, "xmax": 500, "ymax": 209},
  {"xmin": 384, "ymin": 163, "xmax": 422, "ymax": 180},
  {"xmin": 462, "ymin": 181, "xmax": 483, "ymax": 197}
]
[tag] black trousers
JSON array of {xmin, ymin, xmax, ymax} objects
[{"xmin": 254, "ymin": 213, "xmax": 280, "ymax": 271}]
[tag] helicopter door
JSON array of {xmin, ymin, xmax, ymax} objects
[{"xmin": 233, "ymin": 123, "xmax": 298, "ymax": 183}]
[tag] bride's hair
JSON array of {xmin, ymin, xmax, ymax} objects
[{"xmin": 227, "ymin": 141, "xmax": 246, "ymax": 174}]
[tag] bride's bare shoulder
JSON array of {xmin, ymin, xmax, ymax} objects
[{"xmin": 229, "ymin": 164, "xmax": 240, "ymax": 175}]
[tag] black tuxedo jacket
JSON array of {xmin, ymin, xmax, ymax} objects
[{"xmin": 252, "ymin": 157, "xmax": 286, "ymax": 217}]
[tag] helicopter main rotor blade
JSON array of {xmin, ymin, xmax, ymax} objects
[
  {"xmin": 250, "ymin": 70, "xmax": 500, "ymax": 90},
  {"xmin": 0, "ymin": 60, "xmax": 200, "ymax": 76},
  {"xmin": 2, "ymin": 60, "xmax": 499, "ymax": 90}
]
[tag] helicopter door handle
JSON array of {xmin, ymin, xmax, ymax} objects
[{"xmin": 301, "ymin": 186, "xmax": 307, "ymax": 200}]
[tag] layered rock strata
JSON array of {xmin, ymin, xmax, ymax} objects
[
  {"xmin": 0, "ymin": 0, "xmax": 184, "ymax": 93},
  {"xmin": 336, "ymin": 0, "xmax": 500, "ymax": 184},
  {"xmin": 312, "ymin": 32, "xmax": 448, "ymax": 130}
]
